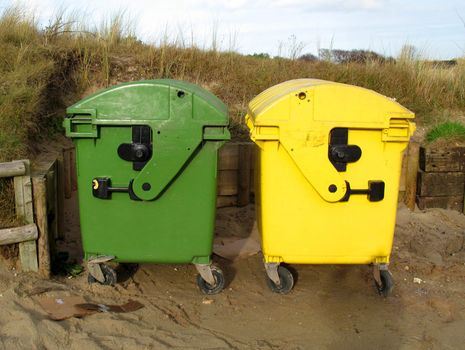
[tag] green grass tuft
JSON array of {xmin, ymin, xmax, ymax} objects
[{"xmin": 426, "ymin": 121, "xmax": 465, "ymax": 143}]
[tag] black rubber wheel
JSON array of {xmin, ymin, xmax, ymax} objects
[
  {"xmin": 196, "ymin": 267, "xmax": 225, "ymax": 295},
  {"xmin": 87, "ymin": 264, "xmax": 117, "ymax": 286},
  {"xmin": 375, "ymin": 269, "xmax": 394, "ymax": 297},
  {"xmin": 266, "ymin": 265, "xmax": 294, "ymax": 294}
]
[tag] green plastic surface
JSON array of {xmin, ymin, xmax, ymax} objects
[{"xmin": 64, "ymin": 80, "xmax": 230, "ymax": 264}]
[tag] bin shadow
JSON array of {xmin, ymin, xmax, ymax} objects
[
  {"xmin": 52, "ymin": 191, "xmax": 84, "ymax": 272},
  {"xmin": 212, "ymin": 255, "xmax": 235, "ymax": 289},
  {"xmin": 116, "ymin": 263, "xmax": 140, "ymax": 284},
  {"xmin": 291, "ymin": 263, "xmax": 406, "ymax": 350},
  {"xmin": 213, "ymin": 204, "xmax": 258, "ymax": 286}
]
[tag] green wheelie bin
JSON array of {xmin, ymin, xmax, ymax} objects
[{"xmin": 63, "ymin": 80, "xmax": 230, "ymax": 294}]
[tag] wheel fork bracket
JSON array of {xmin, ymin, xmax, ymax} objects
[
  {"xmin": 372, "ymin": 263, "xmax": 388, "ymax": 286},
  {"xmin": 265, "ymin": 263, "xmax": 281, "ymax": 286},
  {"xmin": 195, "ymin": 263, "xmax": 216, "ymax": 286},
  {"xmin": 88, "ymin": 255, "xmax": 114, "ymax": 283}
]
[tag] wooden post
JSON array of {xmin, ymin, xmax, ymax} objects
[
  {"xmin": 0, "ymin": 161, "xmax": 26, "ymax": 178},
  {"xmin": 32, "ymin": 176, "xmax": 51, "ymax": 278},
  {"xmin": 14, "ymin": 160, "xmax": 38, "ymax": 272},
  {"xmin": 404, "ymin": 142, "xmax": 420, "ymax": 211},
  {"xmin": 0, "ymin": 224, "xmax": 38, "ymax": 245},
  {"xmin": 237, "ymin": 144, "xmax": 252, "ymax": 206}
]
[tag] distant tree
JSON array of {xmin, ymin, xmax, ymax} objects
[
  {"xmin": 298, "ymin": 53, "xmax": 318, "ymax": 61},
  {"xmin": 318, "ymin": 48, "xmax": 392, "ymax": 64},
  {"xmin": 428, "ymin": 60, "xmax": 458, "ymax": 68},
  {"xmin": 249, "ymin": 53, "xmax": 271, "ymax": 59}
]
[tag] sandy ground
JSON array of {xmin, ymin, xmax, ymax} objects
[{"xmin": 1, "ymin": 198, "xmax": 465, "ymax": 350}]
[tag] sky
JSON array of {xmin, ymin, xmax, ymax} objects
[{"xmin": 3, "ymin": 0, "xmax": 465, "ymax": 59}]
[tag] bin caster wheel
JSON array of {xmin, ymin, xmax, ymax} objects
[
  {"xmin": 266, "ymin": 265, "xmax": 294, "ymax": 294},
  {"xmin": 375, "ymin": 269, "xmax": 393, "ymax": 297},
  {"xmin": 88, "ymin": 264, "xmax": 117, "ymax": 286},
  {"xmin": 196, "ymin": 267, "xmax": 225, "ymax": 295}
]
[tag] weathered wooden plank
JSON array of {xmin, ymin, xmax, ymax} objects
[
  {"xmin": 399, "ymin": 149, "xmax": 407, "ymax": 192},
  {"xmin": 218, "ymin": 142, "xmax": 255, "ymax": 171},
  {"xmin": 217, "ymin": 170, "xmax": 238, "ymax": 196},
  {"xmin": 404, "ymin": 142, "xmax": 420, "ymax": 210},
  {"xmin": 32, "ymin": 176, "xmax": 51, "ymax": 278},
  {"xmin": 63, "ymin": 147, "xmax": 73, "ymax": 199},
  {"xmin": 14, "ymin": 160, "xmax": 38, "ymax": 272},
  {"xmin": 218, "ymin": 144, "xmax": 239, "ymax": 170},
  {"xmin": 417, "ymin": 195, "xmax": 463, "ymax": 212},
  {"xmin": 419, "ymin": 147, "xmax": 465, "ymax": 172},
  {"xmin": 45, "ymin": 170, "xmax": 54, "ymax": 213},
  {"xmin": 0, "ymin": 224, "xmax": 38, "ymax": 245},
  {"xmin": 46, "ymin": 165, "xmax": 59, "ymax": 243},
  {"xmin": 250, "ymin": 168, "xmax": 255, "ymax": 195},
  {"xmin": 416, "ymin": 170, "xmax": 465, "ymax": 197},
  {"xmin": 237, "ymin": 144, "xmax": 252, "ymax": 206},
  {"xmin": 216, "ymin": 195, "xmax": 238, "ymax": 208},
  {"xmin": 31, "ymin": 158, "xmax": 57, "ymax": 211},
  {"xmin": 398, "ymin": 191, "xmax": 405, "ymax": 203},
  {"xmin": 399, "ymin": 152, "xmax": 406, "ymax": 192},
  {"xmin": 0, "ymin": 161, "xmax": 26, "ymax": 178},
  {"xmin": 250, "ymin": 145, "xmax": 256, "ymax": 170},
  {"xmin": 56, "ymin": 151, "xmax": 65, "ymax": 239},
  {"xmin": 70, "ymin": 148, "xmax": 77, "ymax": 191}
]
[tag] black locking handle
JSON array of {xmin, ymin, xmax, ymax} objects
[
  {"xmin": 117, "ymin": 125, "xmax": 153, "ymax": 171},
  {"xmin": 340, "ymin": 181, "xmax": 385, "ymax": 202},
  {"xmin": 92, "ymin": 177, "xmax": 141, "ymax": 201},
  {"xmin": 328, "ymin": 128, "xmax": 362, "ymax": 172}
]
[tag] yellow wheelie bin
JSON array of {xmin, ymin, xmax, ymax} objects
[{"xmin": 245, "ymin": 79, "xmax": 415, "ymax": 296}]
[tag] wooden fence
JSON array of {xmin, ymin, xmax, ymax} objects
[
  {"xmin": 217, "ymin": 143, "xmax": 255, "ymax": 207},
  {"xmin": 0, "ymin": 160, "xmax": 39, "ymax": 273},
  {"xmin": 417, "ymin": 146, "xmax": 465, "ymax": 212},
  {"xmin": 0, "ymin": 157, "xmax": 61, "ymax": 277}
]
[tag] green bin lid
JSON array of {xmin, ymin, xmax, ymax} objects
[{"xmin": 67, "ymin": 79, "xmax": 228, "ymax": 125}]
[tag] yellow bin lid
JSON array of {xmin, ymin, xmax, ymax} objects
[
  {"xmin": 247, "ymin": 78, "xmax": 414, "ymax": 130},
  {"xmin": 245, "ymin": 79, "xmax": 415, "ymax": 203}
]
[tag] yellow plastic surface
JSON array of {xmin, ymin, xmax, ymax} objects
[{"xmin": 246, "ymin": 79, "xmax": 415, "ymax": 264}]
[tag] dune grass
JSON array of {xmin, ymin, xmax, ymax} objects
[{"xmin": 1, "ymin": 6, "xmax": 465, "ymax": 163}]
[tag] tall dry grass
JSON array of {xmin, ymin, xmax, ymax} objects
[{"xmin": 0, "ymin": 6, "xmax": 465, "ymax": 159}]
